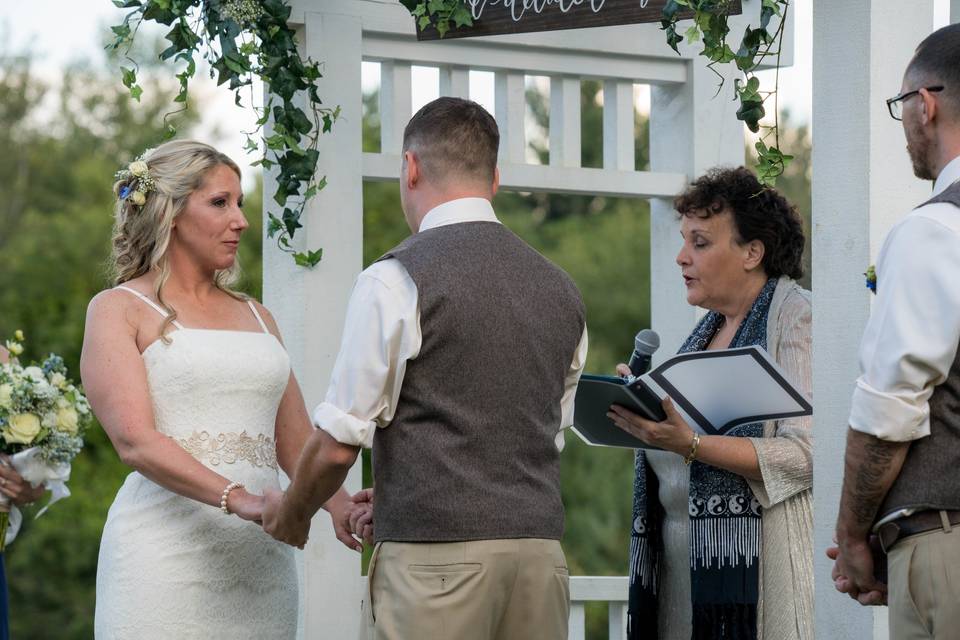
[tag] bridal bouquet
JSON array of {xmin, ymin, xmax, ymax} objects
[{"xmin": 0, "ymin": 331, "xmax": 91, "ymax": 550}]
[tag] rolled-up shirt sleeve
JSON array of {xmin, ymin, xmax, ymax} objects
[
  {"xmin": 556, "ymin": 326, "xmax": 589, "ymax": 451},
  {"xmin": 312, "ymin": 261, "xmax": 419, "ymax": 448},
  {"xmin": 849, "ymin": 211, "xmax": 960, "ymax": 442}
]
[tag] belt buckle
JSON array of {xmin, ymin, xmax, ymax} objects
[{"xmin": 877, "ymin": 521, "xmax": 902, "ymax": 554}]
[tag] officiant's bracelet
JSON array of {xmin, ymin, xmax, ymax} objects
[
  {"xmin": 683, "ymin": 433, "xmax": 701, "ymax": 466},
  {"xmin": 220, "ymin": 481, "xmax": 245, "ymax": 515}
]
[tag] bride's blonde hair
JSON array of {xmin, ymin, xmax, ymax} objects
[{"xmin": 110, "ymin": 139, "xmax": 247, "ymax": 340}]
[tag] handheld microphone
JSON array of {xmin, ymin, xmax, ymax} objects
[{"xmin": 628, "ymin": 329, "xmax": 661, "ymax": 377}]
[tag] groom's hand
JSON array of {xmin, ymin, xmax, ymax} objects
[
  {"xmin": 350, "ymin": 489, "xmax": 374, "ymax": 546},
  {"xmin": 262, "ymin": 489, "xmax": 311, "ymax": 549},
  {"xmin": 830, "ymin": 536, "xmax": 887, "ymax": 606},
  {"xmin": 323, "ymin": 490, "xmax": 364, "ymax": 553}
]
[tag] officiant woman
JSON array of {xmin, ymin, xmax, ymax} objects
[{"xmin": 607, "ymin": 167, "xmax": 812, "ymax": 640}]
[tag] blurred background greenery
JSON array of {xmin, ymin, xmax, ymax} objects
[{"xmin": 0, "ymin": 42, "xmax": 810, "ymax": 639}]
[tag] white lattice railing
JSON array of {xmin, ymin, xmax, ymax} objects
[
  {"xmin": 361, "ymin": 30, "xmax": 688, "ymax": 200},
  {"xmin": 569, "ymin": 576, "xmax": 629, "ymax": 640}
]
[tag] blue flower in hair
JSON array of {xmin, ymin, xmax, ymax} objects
[{"xmin": 119, "ymin": 185, "xmax": 132, "ymax": 199}]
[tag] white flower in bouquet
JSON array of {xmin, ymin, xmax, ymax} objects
[
  {"xmin": 23, "ymin": 366, "xmax": 44, "ymax": 383},
  {"xmin": 56, "ymin": 406, "xmax": 79, "ymax": 435},
  {"xmin": 3, "ymin": 413, "xmax": 41, "ymax": 445},
  {"xmin": 41, "ymin": 411, "xmax": 58, "ymax": 430},
  {"xmin": 0, "ymin": 384, "xmax": 11, "ymax": 409}
]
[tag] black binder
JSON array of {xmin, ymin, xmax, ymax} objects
[{"xmin": 572, "ymin": 346, "xmax": 813, "ymax": 449}]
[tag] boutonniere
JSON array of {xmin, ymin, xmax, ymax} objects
[{"xmin": 864, "ymin": 265, "xmax": 877, "ymax": 294}]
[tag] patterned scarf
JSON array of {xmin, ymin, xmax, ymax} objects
[{"xmin": 628, "ymin": 278, "xmax": 777, "ymax": 640}]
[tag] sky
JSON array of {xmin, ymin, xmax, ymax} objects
[{"xmin": 1, "ymin": 0, "xmax": 954, "ymax": 182}]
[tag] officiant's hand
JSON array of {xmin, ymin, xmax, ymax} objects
[
  {"xmin": 608, "ymin": 397, "xmax": 694, "ymax": 455},
  {"xmin": 0, "ymin": 455, "xmax": 46, "ymax": 507},
  {"xmin": 262, "ymin": 489, "xmax": 310, "ymax": 549}
]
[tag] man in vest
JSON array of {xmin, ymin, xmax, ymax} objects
[
  {"xmin": 263, "ymin": 96, "xmax": 588, "ymax": 640},
  {"xmin": 832, "ymin": 23, "xmax": 960, "ymax": 637}
]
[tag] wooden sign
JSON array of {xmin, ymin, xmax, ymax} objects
[{"xmin": 415, "ymin": 0, "xmax": 742, "ymax": 41}]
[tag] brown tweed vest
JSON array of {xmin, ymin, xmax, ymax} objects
[
  {"xmin": 372, "ymin": 220, "xmax": 585, "ymax": 542},
  {"xmin": 879, "ymin": 179, "xmax": 960, "ymax": 519}
]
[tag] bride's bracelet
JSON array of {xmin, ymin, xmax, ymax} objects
[{"xmin": 220, "ymin": 481, "xmax": 245, "ymax": 515}]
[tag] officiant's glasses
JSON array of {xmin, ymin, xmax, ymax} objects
[{"xmin": 887, "ymin": 86, "xmax": 944, "ymax": 120}]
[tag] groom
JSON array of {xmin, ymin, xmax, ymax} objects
[
  {"xmin": 263, "ymin": 97, "xmax": 588, "ymax": 639},
  {"xmin": 832, "ymin": 23, "xmax": 960, "ymax": 637}
]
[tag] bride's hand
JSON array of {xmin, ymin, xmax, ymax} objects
[{"xmin": 227, "ymin": 489, "xmax": 265, "ymax": 524}]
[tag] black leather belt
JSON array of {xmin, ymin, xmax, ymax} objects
[{"xmin": 877, "ymin": 509, "xmax": 960, "ymax": 553}]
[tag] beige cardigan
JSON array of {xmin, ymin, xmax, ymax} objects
[{"xmin": 747, "ymin": 276, "xmax": 814, "ymax": 640}]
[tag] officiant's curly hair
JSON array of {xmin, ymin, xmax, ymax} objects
[
  {"xmin": 109, "ymin": 140, "xmax": 247, "ymax": 341},
  {"xmin": 674, "ymin": 166, "xmax": 805, "ymax": 280}
]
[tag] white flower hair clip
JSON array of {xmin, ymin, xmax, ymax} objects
[{"xmin": 114, "ymin": 150, "xmax": 157, "ymax": 208}]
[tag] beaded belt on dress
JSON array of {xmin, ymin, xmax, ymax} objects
[{"xmin": 177, "ymin": 431, "xmax": 278, "ymax": 470}]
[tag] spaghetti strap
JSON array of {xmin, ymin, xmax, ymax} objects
[
  {"xmin": 246, "ymin": 300, "xmax": 270, "ymax": 334},
  {"xmin": 115, "ymin": 286, "xmax": 186, "ymax": 330}
]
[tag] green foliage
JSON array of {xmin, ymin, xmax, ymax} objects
[
  {"xmin": 662, "ymin": 0, "xmax": 793, "ymax": 185},
  {"xmin": 107, "ymin": 0, "xmax": 332, "ymax": 267},
  {"xmin": 400, "ymin": 0, "xmax": 473, "ymax": 38}
]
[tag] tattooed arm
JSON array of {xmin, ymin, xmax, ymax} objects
[{"xmin": 833, "ymin": 427, "xmax": 909, "ymax": 604}]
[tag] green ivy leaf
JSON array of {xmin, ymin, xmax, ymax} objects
[
  {"xmin": 121, "ymin": 66, "xmax": 137, "ymax": 88},
  {"xmin": 293, "ymin": 249, "xmax": 323, "ymax": 268},
  {"xmin": 266, "ymin": 214, "xmax": 284, "ymax": 238},
  {"xmin": 111, "ymin": 24, "xmax": 131, "ymax": 39},
  {"xmin": 282, "ymin": 207, "xmax": 303, "ymax": 237},
  {"xmin": 452, "ymin": 5, "xmax": 473, "ymax": 28}
]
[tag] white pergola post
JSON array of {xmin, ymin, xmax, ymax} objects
[
  {"xmin": 649, "ymin": 58, "xmax": 745, "ymax": 357},
  {"xmin": 812, "ymin": 2, "xmax": 935, "ymax": 639},
  {"xmin": 953, "ymin": 0, "xmax": 960, "ymax": 23},
  {"xmin": 263, "ymin": 9, "xmax": 365, "ymax": 640}
]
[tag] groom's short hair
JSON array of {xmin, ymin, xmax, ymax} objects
[
  {"xmin": 908, "ymin": 23, "xmax": 960, "ymax": 119},
  {"xmin": 402, "ymin": 97, "xmax": 499, "ymax": 186}
]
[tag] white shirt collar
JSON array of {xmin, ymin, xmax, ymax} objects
[
  {"xmin": 418, "ymin": 197, "xmax": 500, "ymax": 233},
  {"xmin": 933, "ymin": 154, "xmax": 960, "ymax": 196}
]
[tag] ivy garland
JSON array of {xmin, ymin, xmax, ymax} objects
[
  {"xmin": 405, "ymin": 0, "xmax": 792, "ymax": 186},
  {"xmin": 108, "ymin": 0, "xmax": 334, "ymax": 267}
]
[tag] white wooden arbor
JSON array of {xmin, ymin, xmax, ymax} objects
[{"xmin": 263, "ymin": 0, "xmax": 787, "ymax": 637}]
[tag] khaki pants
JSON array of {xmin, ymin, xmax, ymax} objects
[
  {"xmin": 360, "ymin": 538, "xmax": 569, "ymax": 640},
  {"xmin": 888, "ymin": 519, "xmax": 960, "ymax": 639}
]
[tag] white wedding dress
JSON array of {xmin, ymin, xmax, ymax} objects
[{"xmin": 95, "ymin": 287, "xmax": 298, "ymax": 639}]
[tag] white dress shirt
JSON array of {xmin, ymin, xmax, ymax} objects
[
  {"xmin": 313, "ymin": 197, "xmax": 589, "ymax": 450},
  {"xmin": 849, "ymin": 155, "xmax": 960, "ymax": 442}
]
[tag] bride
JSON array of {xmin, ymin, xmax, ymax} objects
[{"xmin": 81, "ymin": 140, "xmax": 360, "ymax": 639}]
